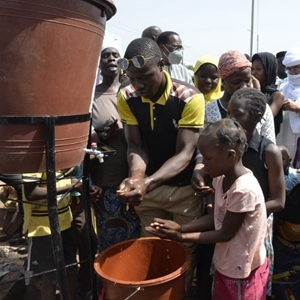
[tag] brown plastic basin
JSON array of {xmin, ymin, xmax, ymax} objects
[{"xmin": 94, "ymin": 237, "xmax": 191, "ymax": 300}]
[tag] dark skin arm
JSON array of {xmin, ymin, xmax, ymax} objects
[
  {"xmin": 24, "ymin": 178, "xmax": 82, "ymax": 201},
  {"xmin": 145, "ymin": 209, "xmax": 246, "ymax": 244},
  {"xmin": 191, "ymin": 162, "xmax": 214, "ymax": 195},
  {"xmin": 265, "ymin": 143, "xmax": 285, "ymax": 214},
  {"xmin": 117, "ymin": 125, "xmax": 200, "ymax": 205},
  {"xmin": 193, "ymin": 144, "xmax": 285, "ymax": 215},
  {"xmin": 148, "ymin": 127, "xmax": 200, "ymax": 189},
  {"xmin": 117, "ymin": 124, "xmax": 149, "ymax": 206},
  {"xmin": 269, "ymin": 91, "xmax": 285, "ymax": 117},
  {"xmin": 93, "ymin": 118, "xmax": 123, "ymax": 142},
  {"xmin": 283, "ymin": 98, "xmax": 300, "ymax": 113}
]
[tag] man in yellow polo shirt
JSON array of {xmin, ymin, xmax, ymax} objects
[{"xmin": 116, "ymin": 37, "xmax": 205, "ymax": 295}]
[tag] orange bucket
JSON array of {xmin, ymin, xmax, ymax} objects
[{"xmin": 94, "ymin": 237, "xmax": 191, "ymax": 300}]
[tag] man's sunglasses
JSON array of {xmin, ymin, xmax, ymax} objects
[{"xmin": 117, "ymin": 55, "xmax": 156, "ymax": 70}]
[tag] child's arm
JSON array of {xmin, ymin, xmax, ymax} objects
[
  {"xmin": 24, "ymin": 178, "xmax": 81, "ymax": 201},
  {"xmin": 145, "ymin": 213, "xmax": 215, "ymax": 240},
  {"xmin": 179, "ymin": 211, "xmax": 246, "ymax": 244},
  {"xmin": 146, "ymin": 208, "xmax": 246, "ymax": 244},
  {"xmin": 265, "ymin": 143, "xmax": 286, "ymax": 214},
  {"xmin": 191, "ymin": 163, "xmax": 215, "ymax": 195}
]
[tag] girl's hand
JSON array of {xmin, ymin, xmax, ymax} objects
[
  {"xmin": 191, "ymin": 169, "xmax": 214, "ymax": 195},
  {"xmin": 197, "ymin": 185, "xmax": 214, "ymax": 195},
  {"xmin": 145, "ymin": 224, "xmax": 182, "ymax": 241},
  {"xmin": 150, "ymin": 218, "xmax": 182, "ymax": 231}
]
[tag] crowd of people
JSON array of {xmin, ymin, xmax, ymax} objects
[{"xmin": 2, "ymin": 24, "xmax": 300, "ymax": 300}]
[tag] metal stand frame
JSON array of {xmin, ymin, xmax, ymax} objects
[{"xmin": 0, "ymin": 113, "xmax": 97, "ymax": 300}]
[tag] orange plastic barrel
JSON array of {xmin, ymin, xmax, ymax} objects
[
  {"xmin": 94, "ymin": 237, "xmax": 191, "ymax": 300},
  {"xmin": 0, "ymin": 0, "xmax": 116, "ymax": 173}
]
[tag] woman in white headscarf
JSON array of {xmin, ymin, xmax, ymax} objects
[{"xmin": 276, "ymin": 47, "xmax": 300, "ymax": 159}]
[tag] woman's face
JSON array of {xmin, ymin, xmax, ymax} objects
[
  {"xmin": 251, "ymin": 59, "xmax": 266, "ymax": 85},
  {"xmin": 223, "ymin": 68, "xmax": 252, "ymax": 96},
  {"xmin": 195, "ymin": 63, "xmax": 219, "ymax": 94}
]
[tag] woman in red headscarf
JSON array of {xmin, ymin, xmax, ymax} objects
[{"xmin": 205, "ymin": 50, "xmax": 275, "ymax": 143}]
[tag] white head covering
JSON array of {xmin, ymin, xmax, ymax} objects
[
  {"xmin": 101, "ymin": 39, "xmax": 123, "ymax": 57},
  {"xmin": 281, "ymin": 47, "xmax": 300, "ymax": 133},
  {"xmin": 95, "ymin": 39, "xmax": 123, "ymax": 85},
  {"xmin": 283, "ymin": 47, "xmax": 300, "ymax": 67}
]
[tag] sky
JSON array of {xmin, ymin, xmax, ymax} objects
[{"xmin": 104, "ymin": 0, "xmax": 300, "ymax": 67}]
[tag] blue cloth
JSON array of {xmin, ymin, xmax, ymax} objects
[
  {"xmin": 285, "ymin": 167, "xmax": 299, "ymax": 192},
  {"xmin": 272, "ymin": 235, "xmax": 300, "ymax": 299},
  {"xmin": 94, "ymin": 185, "xmax": 140, "ymax": 251}
]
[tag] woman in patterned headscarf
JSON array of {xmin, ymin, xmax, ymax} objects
[
  {"xmin": 252, "ymin": 52, "xmax": 285, "ymax": 136},
  {"xmin": 205, "ymin": 50, "xmax": 275, "ymax": 143}
]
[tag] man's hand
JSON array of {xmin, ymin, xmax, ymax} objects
[{"xmin": 117, "ymin": 177, "xmax": 151, "ymax": 206}]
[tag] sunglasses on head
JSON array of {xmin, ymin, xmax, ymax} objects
[{"xmin": 117, "ymin": 55, "xmax": 156, "ymax": 70}]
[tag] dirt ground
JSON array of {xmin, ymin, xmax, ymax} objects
[
  {"xmin": 0, "ymin": 236, "xmax": 199, "ymax": 300},
  {"xmin": 0, "ymin": 203, "xmax": 43, "ymax": 300},
  {"xmin": 0, "ymin": 204, "xmax": 199, "ymax": 300}
]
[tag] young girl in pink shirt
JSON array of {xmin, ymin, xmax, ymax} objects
[{"xmin": 146, "ymin": 118, "xmax": 269, "ymax": 299}]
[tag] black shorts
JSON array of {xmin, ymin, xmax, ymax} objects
[{"xmin": 27, "ymin": 226, "xmax": 77, "ymax": 274}]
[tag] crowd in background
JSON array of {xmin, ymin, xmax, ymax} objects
[{"xmin": 1, "ymin": 24, "xmax": 300, "ymax": 300}]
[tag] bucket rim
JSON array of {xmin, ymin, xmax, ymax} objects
[
  {"xmin": 94, "ymin": 237, "xmax": 191, "ymax": 287},
  {"xmin": 87, "ymin": 0, "xmax": 116, "ymax": 20}
]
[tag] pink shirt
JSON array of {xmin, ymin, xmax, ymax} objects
[{"xmin": 212, "ymin": 169, "xmax": 267, "ymax": 278}]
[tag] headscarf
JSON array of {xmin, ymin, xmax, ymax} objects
[
  {"xmin": 282, "ymin": 47, "xmax": 300, "ymax": 133},
  {"xmin": 252, "ymin": 52, "xmax": 277, "ymax": 94},
  {"xmin": 193, "ymin": 55, "xmax": 222, "ymax": 103},
  {"xmin": 283, "ymin": 47, "xmax": 300, "ymax": 68},
  {"xmin": 218, "ymin": 50, "xmax": 252, "ymax": 80},
  {"xmin": 282, "ymin": 48, "xmax": 300, "ymax": 97},
  {"xmin": 96, "ymin": 41, "xmax": 123, "ymax": 85},
  {"xmin": 252, "ymin": 52, "xmax": 282, "ymax": 135},
  {"xmin": 101, "ymin": 40, "xmax": 123, "ymax": 57}
]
